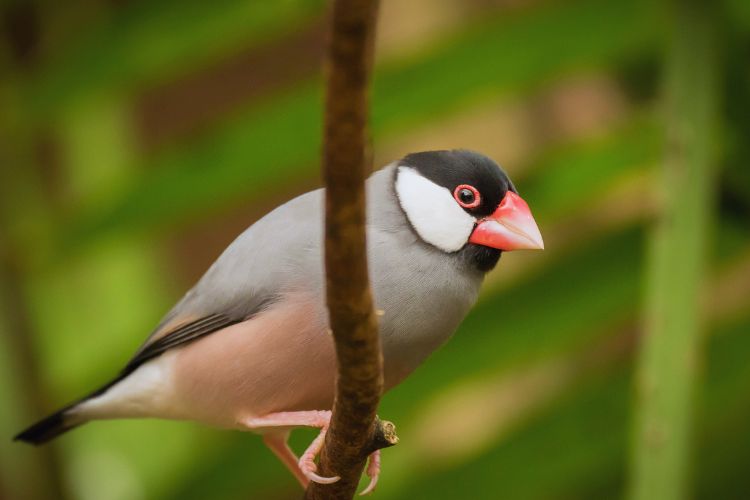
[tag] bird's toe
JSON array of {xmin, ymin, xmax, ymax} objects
[{"xmin": 359, "ymin": 449, "xmax": 381, "ymax": 495}]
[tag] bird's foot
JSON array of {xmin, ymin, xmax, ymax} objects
[
  {"xmin": 298, "ymin": 424, "xmax": 340, "ymax": 484},
  {"xmin": 242, "ymin": 410, "xmax": 340, "ymax": 486},
  {"xmin": 359, "ymin": 449, "xmax": 381, "ymax": 495}
]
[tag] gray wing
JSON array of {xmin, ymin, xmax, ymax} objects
[
  {"xmin": 130, "ymin": 188, "xmax": 326, "ymax": 363},
  {"xmin": 125, "ymin": 314, "xmax": 240, "ymax": 375},
  {"xmin": 131, "ymin": 166, "xmax": 428, "ymax": 364}
]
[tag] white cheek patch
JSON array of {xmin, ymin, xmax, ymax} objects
[{"xmin": 395, "ymin": 167, "xmax": 476, "ymax": 252}]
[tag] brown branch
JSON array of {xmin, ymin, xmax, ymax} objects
[
  {"xmin": 304, "ymin": 1, "xmax": 395, "ymax": 499},
  {"xmin": 363, "ymin": 417, "xmax": 400, "ymax": 457}
]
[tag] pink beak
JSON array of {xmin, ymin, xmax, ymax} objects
[{"xmin": 468, "ymin": 191, "xmax": 544, "ymax": 251}]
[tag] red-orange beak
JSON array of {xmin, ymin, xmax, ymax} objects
[{"xmin": 468, "ymin": 191, "xmax": 544, "ymax": 251}]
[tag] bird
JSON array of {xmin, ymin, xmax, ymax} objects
[{"xmin": 15, "ymin": 149, "xmax": 543, "ymax": 494}]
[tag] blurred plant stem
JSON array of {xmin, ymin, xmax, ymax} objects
[
  {"xmin": 0, "ymin": 106, "xmax": 69, "ymax": 500},
  {"xmin": 630, "ymin": 1, "xmax": 722, "ymax": 499},
  {"xmin": 0, "ymin": 236, "xmax": 69, "ymax": 500},
  {"xmin": 0, "ymin": 3, "xmax": 71, "ymax": 499}
]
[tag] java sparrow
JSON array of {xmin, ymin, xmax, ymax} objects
[{"xmin": 15, "ymin": 149, "xmax": 543, "ymax": 494}]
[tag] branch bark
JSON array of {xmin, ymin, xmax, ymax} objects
[{"xmin": 304, "ymin": 1, "xmax": 394, "ymax": 499}]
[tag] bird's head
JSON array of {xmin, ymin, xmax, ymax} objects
[{"xmin": 394, "ymin": 149, "xmax": 543, "ymax": 271}]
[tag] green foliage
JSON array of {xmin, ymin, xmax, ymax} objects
[
  {"xmin": 65, "ymin": 0, "xmax": 658, "ymax": 246},
  {"xmin": 28, "ymin": 0, "xmax": 325, "ymax": 115},
  {"xmin": 1, "ymin": 0, "xmax": 748, "ymax": 499}
]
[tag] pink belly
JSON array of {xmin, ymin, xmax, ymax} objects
[{"xmin": 171, "ymin": 294, "xmax": 336, "ymax": 428}]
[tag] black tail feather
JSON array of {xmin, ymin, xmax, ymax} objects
[
  {"xmin": 13, "ymin": 375, "xmax": 126, "ymax": 445},
  {"xmin": 13, "ymin": 407, "xmax": 82, "ymax": 445}
]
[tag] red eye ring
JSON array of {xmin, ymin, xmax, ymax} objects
[{"xmin": 453, "ymin": 184, "xmax": 481, "ymax": 209}]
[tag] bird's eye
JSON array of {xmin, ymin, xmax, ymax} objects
[{"xmin": 453, "ymin": 184, "xmax": 481, "ymax": 209}]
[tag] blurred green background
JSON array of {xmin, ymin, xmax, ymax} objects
[{"xmin": 1, "ymin": 0, "xmax": 749, "ymax": 499}]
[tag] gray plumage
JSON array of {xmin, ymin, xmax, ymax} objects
[
  {"xmin": 161, "ymin": 165, "xmax": 483, "ymax": 386},
  {"xmin": 14, "ymin": 150, "xmax": 541, "ymax": 483}
]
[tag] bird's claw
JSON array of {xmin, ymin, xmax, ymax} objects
[
  {"xmin": 298, "ymin": 426, "xmax": 340, "ymax": 485},
  {"xmin": 299, "ymin": 457, "xmax": 340, "ymax": 485},
  {"xmin": 359, "ymin": 449, "xmax": 381, "ymax": 495},
  {"xmin": 303, "ymin": 468, "xmax": 341, "ymax": 485}
]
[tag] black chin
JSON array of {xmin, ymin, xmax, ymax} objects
[{"xmin": 459, "ymin": 244, "xmax": 502, "ymax": 272}]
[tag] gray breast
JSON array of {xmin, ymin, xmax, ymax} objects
[{"xmin": 366, "ymin": 167, "xmax": 484, "ymax": 388}]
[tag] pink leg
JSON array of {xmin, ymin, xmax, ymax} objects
[
  {"xmin": 241, "ymin": 411, "xmax": 340, "ymax": 485},
  {"xmin": 262, "ymin": 432, "xmax": 309, "ymax": 487},
  {"xmin": 359, "ymin": 449, "xmax": 381, "ymax": 496},
  {"xmin": 243, "ymin": 410, "xmax": 331, "ymax": 430}
]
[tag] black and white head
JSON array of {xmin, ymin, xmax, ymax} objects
[{"xmin": 394, "ymin": 150, "xmax": 543, "ymax": 272}]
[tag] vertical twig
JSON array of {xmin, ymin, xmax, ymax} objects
[
  {"xmin": 304, "ymin": 1, "xmax": 395, "ymax": 499},
  {"xmin": 630, "ymin": 1, "xmax": 722, "ymax": 499}
]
